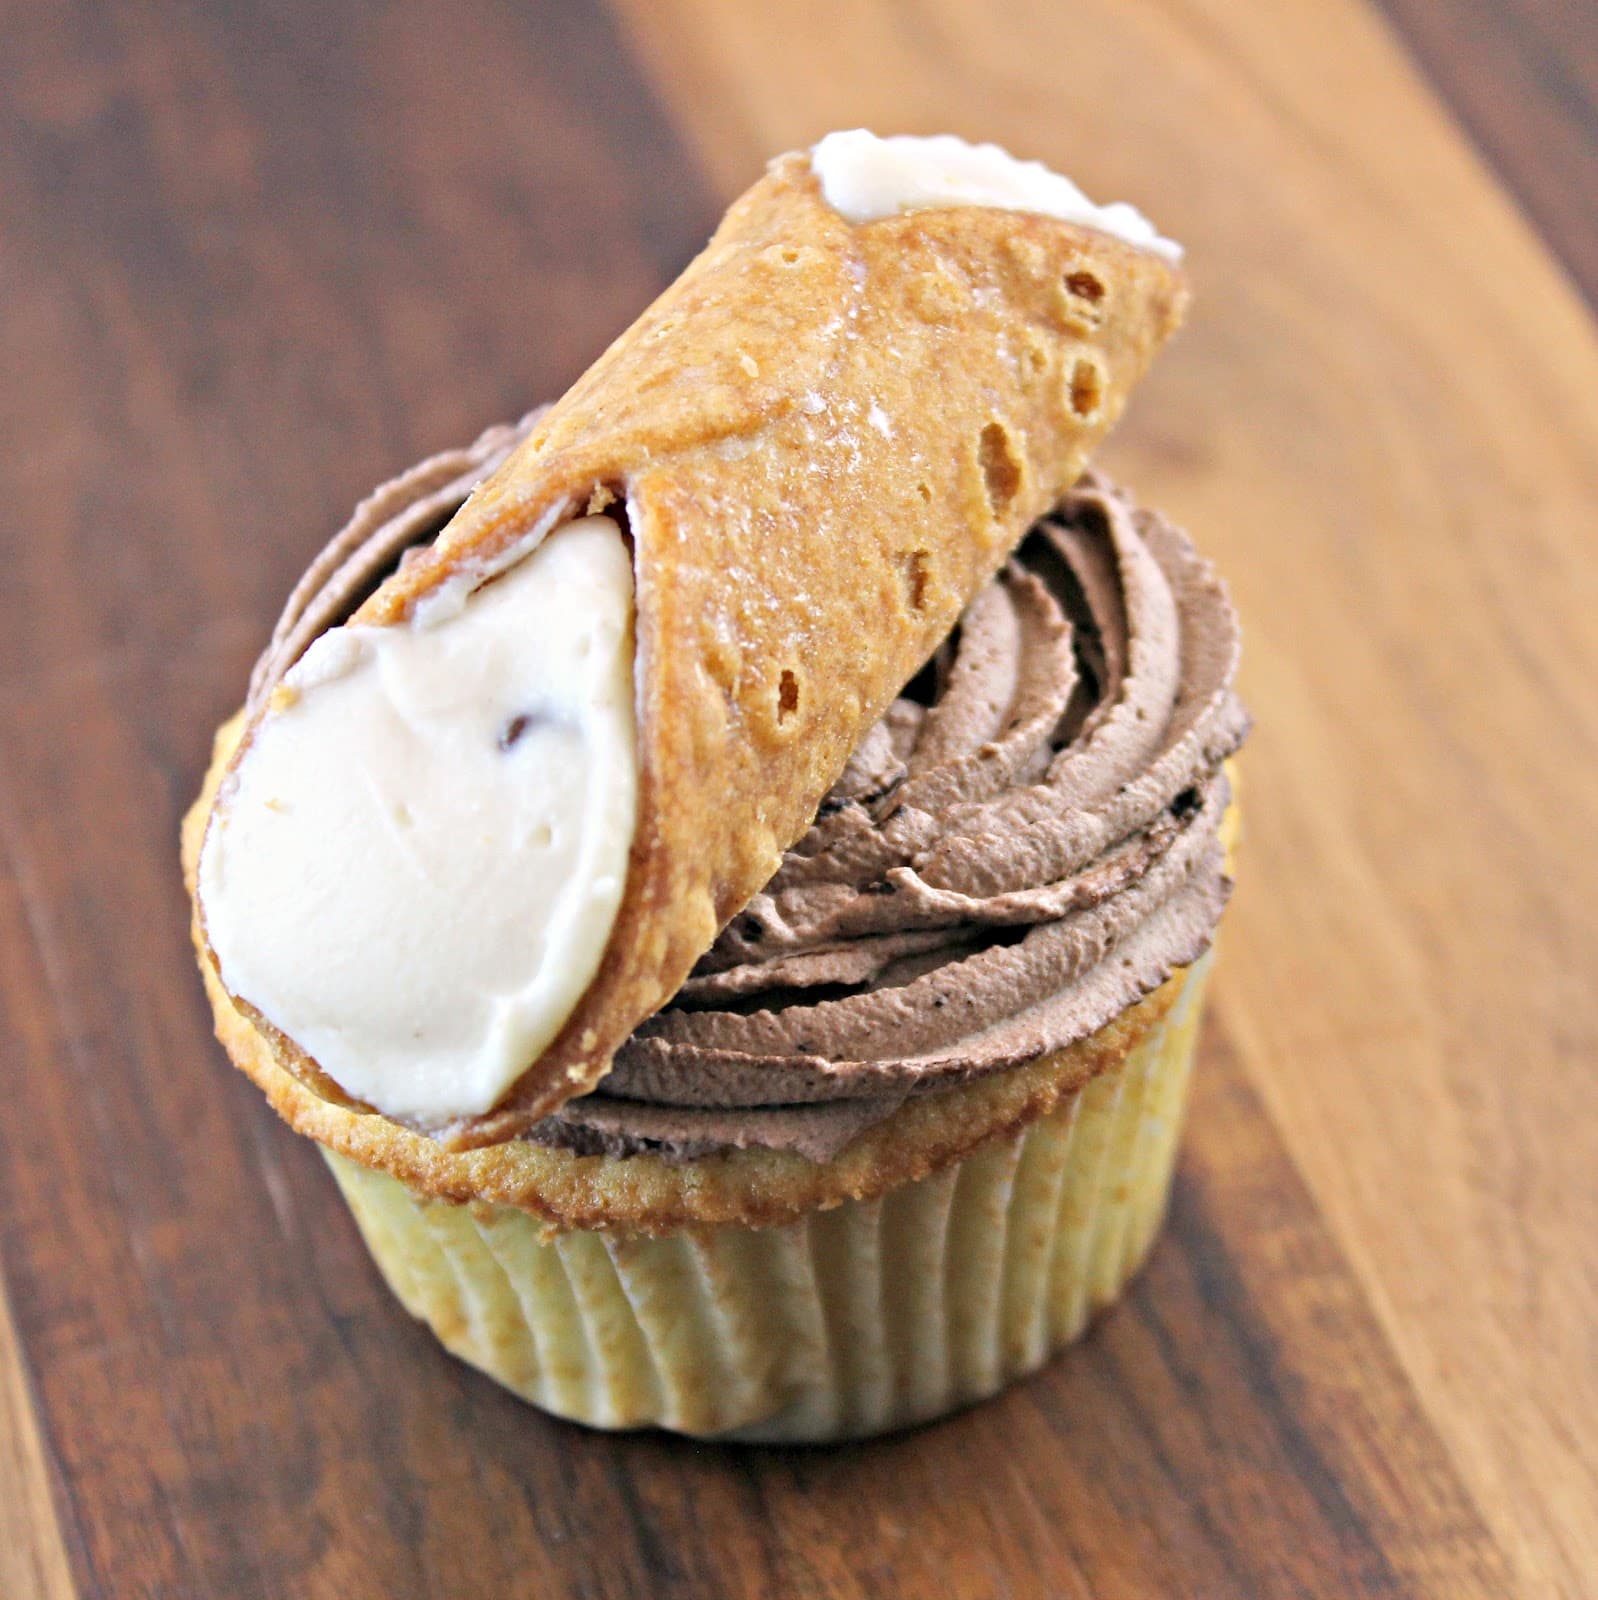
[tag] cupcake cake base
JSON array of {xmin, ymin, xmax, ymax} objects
[{"xmin": 324, "ymin": 953, "xmax": 1211, "ymax": 1443}]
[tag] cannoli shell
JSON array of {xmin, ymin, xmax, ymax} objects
[{"xmin": 204, "ymin": 152, "xmax": 1187, "ymax": 1146}]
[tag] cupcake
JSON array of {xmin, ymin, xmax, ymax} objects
[{"xmin": 184, "ymin": 132, "xmax": 1245, "ymax": 1441}]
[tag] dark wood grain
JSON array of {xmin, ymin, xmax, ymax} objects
[
  {"xmin": 0, "ymin": 1, "xmax": 710, "ymax": 1595},
  {"xmin": 3, "ymin": 0, "xmax": 1597, "ymax": 1595},
  {"xmin": 1376, "ymin": 0, "xmax": 1598, "ymax": 308}
]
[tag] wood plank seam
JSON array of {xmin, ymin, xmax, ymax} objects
[{"xmin": 0, "ymin": 1273, "xmax": 77, "ymax": 1600}]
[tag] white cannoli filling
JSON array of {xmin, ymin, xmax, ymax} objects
[
  {"xmin": 810, "ymin": 130, "xmax": 1181, "ymax": 259},
  {"xmin": 199, "ymin": 515, "xmax": 637, "ymax": 1126}
]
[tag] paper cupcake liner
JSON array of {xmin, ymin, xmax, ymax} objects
[{"xmin": 324, "ymin": 952, "xmax": 1213, "ymax": 1442}]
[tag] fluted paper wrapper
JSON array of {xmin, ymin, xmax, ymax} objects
[{"xmin": 325, "ymin": 954, "xmax": 1212, "ymax": 1442}]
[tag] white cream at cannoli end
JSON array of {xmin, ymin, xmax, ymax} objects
[
  {"xmin": 809, "ymin": 130, "xmax": 1181, "ymax": 259},
  {"xmin": 198, "ymin": 515, "xmax": 637, "ymax": 1126}
]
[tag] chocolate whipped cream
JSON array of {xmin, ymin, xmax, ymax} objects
[{"xmin": 254, "ymin": 417, "xmax": 1248, "ymax": 1166}]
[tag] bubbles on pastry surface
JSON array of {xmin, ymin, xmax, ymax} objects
[
  {"xmin": 1068, "ymin": 358, "xmax": 1104, "ymax": 420},
  {"xmin": 1055, "ymin": 259, "xmax": 1110, "ymax": 335},
  {"xmin": 978, "ymin": 421, "xmax": 1023, "ymax": 513},
  {"xmin": 778, "ymin": 668, "xmax": 802, "ymax": 723},
  {"xmin": 900, "ymin": 548, "xmax": 932, "ymax": 613},
  {"xmin": 1064, "ymin": 268, "xmax": 1105, "ymax": 303}
]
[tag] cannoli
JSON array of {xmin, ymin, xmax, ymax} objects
[{"xmin": 195, "ymin": 131, "xmax": 1188, "ymax": 1151}]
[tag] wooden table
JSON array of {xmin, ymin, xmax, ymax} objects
[{"xmin": 3, "ymin": 2, "xmax": 1595, "ymax": 1595}]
